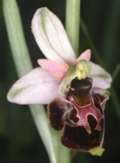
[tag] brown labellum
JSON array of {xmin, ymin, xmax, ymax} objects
[{"xmin": 48, "ymin": 77, "xmax": 108, "ymax": 151}]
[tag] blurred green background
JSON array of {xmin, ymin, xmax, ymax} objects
[{"xmin": 0, "ymin": 0, "xmax": 120, "ymax": 163}]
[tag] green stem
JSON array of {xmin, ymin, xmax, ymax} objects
[
  {"xmin": 30, "ymin": 105, "xmax": 57, "ymax": 163},
  {"xmin": 3, "ymin": 0, "xmax": 57, "ymax": 163},
  {"xmin": 51, "ymin": 129, "xmax": 71, "ymax": 163},
  {"xmin": 81, "ymin": 19, "xmax": 120, "ymax": 119},
  {"xmin": 66, "ymin": 0, "xmax": 81, "ymax": 54},
  {"xmin": 3, "ymin": 0, "xmax": 32, "ymax": 75},
  {"xmin": 65, "ymin": 1, "xmax": 84, "ymax": 163}
]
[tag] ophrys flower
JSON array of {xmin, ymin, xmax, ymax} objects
[{"xmin": 7, "ymin": 7, "xmax": 112, "ymax": 156}]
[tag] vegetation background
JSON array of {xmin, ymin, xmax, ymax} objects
[{"xmin": 0, "ymin": 0, "xmax": 120, "ymax": 163}]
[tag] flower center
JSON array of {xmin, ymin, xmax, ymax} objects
[{"xmin": 76, "ymin": 61, "xmax": 91, "ymax": 79}]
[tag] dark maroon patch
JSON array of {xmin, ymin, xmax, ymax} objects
[
  {"xmin": 48, "ymin": 100, "xmax": 65, "ymax": 130},
  {"xmin": 61, "ymin": 115, "xmax": 103, "ymax": 150},
  {"xmin": 61, "ymin": 125, "xmax": 102, "ymax": 151},
  {"xmin": 88, "ymin": 115, "xmax": 97, "ymax": 130},
  {"xmin": 69, "ymin": 109, "xmax": 79, "ymax": 123}
]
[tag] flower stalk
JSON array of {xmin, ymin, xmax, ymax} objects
[
  {"xmin": 65, "ymin": 0, "xmax": 83, "ymax": 162},
  {"xmin": 66, "ymin": 0, "xmax": 81, "ymax": 54}
]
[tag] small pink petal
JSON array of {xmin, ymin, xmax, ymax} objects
[
  {"xmin": 37, "ymin": 59, "xmax": 69, "ymax": 80},
  {"xmin": 77, "ymin": 49, "xmax": 91, "ymax": 62},
  {"xmin": 7, "ymin": 68, "xmax": 59, "ymax": 104}
]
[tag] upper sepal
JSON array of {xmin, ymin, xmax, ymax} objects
[{"xmin": 32, "ymin": 7, "xmax": 76, "ymax": 64}]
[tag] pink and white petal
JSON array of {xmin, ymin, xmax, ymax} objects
[
  {"xmin": 31, "ymin": 7, "xmax": 76, "ymax": 64},
  {"xmin": 7, "ymin": 68, "xmax": 59, "ymax": 105},
  {"xmin": 77, "ymin": 49, "xmax": 91, "ymax": 62},
  {"xmin": 89, "ymin": 62, "xmax": 112, "ymax": 89},
  {"xmin": 37, "ymin": 59, "xmax": 69, "ymax": 80}
]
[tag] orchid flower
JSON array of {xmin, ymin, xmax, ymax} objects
[{"xmin": 7, "ymin": 7, "xmax": 112, "ymax": 156}]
